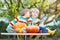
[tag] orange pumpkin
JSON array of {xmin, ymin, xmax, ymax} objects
[
  {"xmin": 26, "ymin": 25, "xmax": 39, "ymax": 33},
  {"xmin": 13, "ymin": 22, "xmax": 26, "ymax": 32}
]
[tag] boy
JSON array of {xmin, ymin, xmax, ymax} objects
[
  {"xmin": 6, "ymin": 9, "xmax": 30, "ymax": 33},
  {"xmin": 28, "ymin": 8, "xmax": 56, "ymax": 35},
  {"xmin": 27, "ymin": 8, "xmax": 40, "ymax": 26}
]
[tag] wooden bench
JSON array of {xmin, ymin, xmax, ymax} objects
[{"xmin": 1, "ymin": 33, "xmax": 50, "ymax": 40}]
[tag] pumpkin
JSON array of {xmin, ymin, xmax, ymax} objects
[
  {"xmin": 26, "ymin": 25, "xmax": 39, "ymax": 33},
  {"xmin": 13, "ymin": 22, "xmax": 26, "ymax": 32},
  {"xmin": 15, "ymin": 28, "xmax": 23, "ymax": 33},
  {"xmin": 18, "ymin": 28, "xmax": 23, "ymax": 33}
]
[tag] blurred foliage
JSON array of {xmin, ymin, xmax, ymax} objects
[
  {"xmin": 0, "ymin": 21, "xmax": 8, "ymax": 38},
  {"xmin": 0, "ymin": 21, "xmax": 8, "ymax": 33},
  {"xmin": 0, "ymin": 0, "xmax": 60, "ymax": 24}
]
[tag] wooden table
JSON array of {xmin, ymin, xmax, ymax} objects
[{"xmin": 1, "ymin": 33, "xmax": 50, "ymax": 40}]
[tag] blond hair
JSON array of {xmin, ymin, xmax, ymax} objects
[{"xmin": 30, "ymin": 8, "xmax": 39, "ymax": 14}]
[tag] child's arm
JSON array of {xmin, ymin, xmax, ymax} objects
[
  {"xmin": 9, "ymin": 19, "xmax": 17, "ymax": 26},
  {"xmin": 27, "ymin": 18, "xmax": 32, "ymax": 25},
  {"xmin": 9, "ymin": 16, "xmax": 20, "ymax": 26},
  {"xmin": 35, "ymin": 19, "xmax": 40, "ymax": 23},
  {"xmin": 35, "ymin": 19, "xmax": 40, "ymax": 26}
]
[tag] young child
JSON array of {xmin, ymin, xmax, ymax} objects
[
  {"xmin": 27, "ymin": 8, "xmax": 40, "ymax": 26},
  {"xmin": 26, "ymin": 8, "xmax": 40, "ymax": 33},
  {"xmin": 27, "ymin": 8, "xmax": 56, "ymax": 35},
  {"xmin": 6, "ymin": 9, "xmax": 30, "ymax": 33}
]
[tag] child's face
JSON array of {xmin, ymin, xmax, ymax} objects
[
  {"xmin": 31, "ymin": 11, "xmax": 38, "ymax": 18},
  {"xmin": 25, "ymin": 12, "xmax": 30, "ymax": 18}
]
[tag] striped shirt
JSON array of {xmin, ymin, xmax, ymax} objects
[{"xmin": 9, "ymin": 16, "xmax": 29, "ymax": 26}]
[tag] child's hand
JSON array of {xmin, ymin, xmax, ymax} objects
[
  {"xmin": 35, "ymin": 19, "xmax": 40, "ymax": 24},
  {"xmin": 15, "ymin": 28, "xmax": 20, "ymax": 32},
  {"xmin": 22, "ymin": 27, "xmax": 26, "ymax": 33}
]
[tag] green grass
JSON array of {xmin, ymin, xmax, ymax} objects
[{"xmin": 0, "ymin": 37, "xmax": 23, "ymax": 40}]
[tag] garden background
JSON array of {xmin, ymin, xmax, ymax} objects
[{"xmin": 0, "ymin": 0, "xmax": 60, "ymax": 40}]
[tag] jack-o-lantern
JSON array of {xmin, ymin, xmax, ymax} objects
[{"xmin": 26, "ymin": 25, "xmax": 39, "ymax": 33}]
